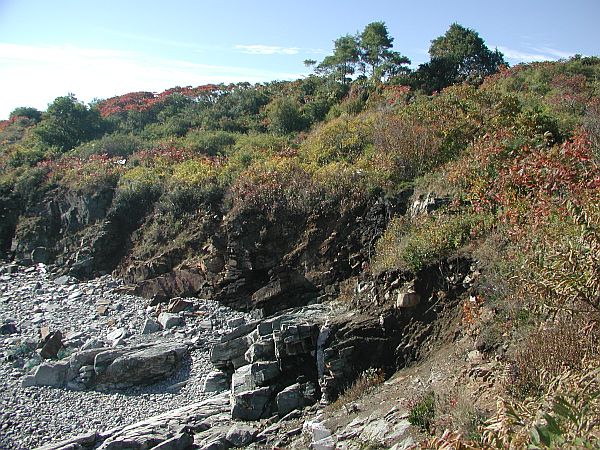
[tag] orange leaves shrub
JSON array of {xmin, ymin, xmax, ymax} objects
[
  {"xmin": 372, "ymin": 113, "xmax": 443, "ymax": 181},
  {"xmin": 449, "ymin": 127, "xmax": 599, "ymax": 313},
  {"xmin": 229, "ymin": 156, "xmax": 372, "ymax": 218},
  {"xmin": 229, "ymin": 157, "xmax": 320, "ymax": 215},
  {"xmin": 41, "ymin": 154, "xmax": 125, "ymax": 194}
]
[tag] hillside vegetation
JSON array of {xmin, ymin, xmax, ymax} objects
[{"xmin": 1, "ymin": 23, "xmax": 599, "ymax": 448}]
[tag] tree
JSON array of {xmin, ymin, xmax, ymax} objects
[
  {"xmin": 376, "ymin": 51, "xmax": 412, "ymax": 81},
  {"xmin": 9, "ymin": 106, "xmax": 42, "ymax": 123},
  {"xmin": 418, "ymin": 23, "xmax": 506, "ymax": 91},
  {"xmin": 34, "ymin": 94, "xmax": 106, "ymax": 151},
  {"xmin": 410, "ymin": 57, "xmax": 460, "ymax": 93},
  {"xmin": 266, "ymin": 97, "xmax": 306, "ymax": 135},
  {"xmin": 317, "ymin": 34, "xmax": 360, "ymax": 84},
  {"xmin": 359, "ymin": 22, "xmax": 394, "ymax": 76},
  {"xmin": 358, "ymin": 22, "xmax": 411, "ymax": 80}
]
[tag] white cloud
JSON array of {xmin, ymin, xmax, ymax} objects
[
  {"xmin": 496, "ymin": 46, "xmax": 549, "ymax": 62},
  {"xmin": 532, "ymin": 46, "xmax": 576, "ymax": 60},
  {"xmin": 235, "ymin": 44, "xmax": 300, "ymax": 55},
  {"xmin": 0, "ymin": 43, "xmax": 304, "ymax": 119},
  {"xmin": 496, "ymin": 45, "xmax": 576, "ymax": 64}
]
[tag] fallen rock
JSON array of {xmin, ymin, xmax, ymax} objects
[
  {"xmin": 141, "ymin": 318, "xmax": 161, "ymax": 334},
  {"xmin": 203, "ymin": 371, "xmax": 230, "ymax": 393},
  {"xmin": 53, "ymin": 275, "xmax": 78, "ymax": 285},
  {"xmin": 225, "ymin": 423, "xmax": 258, "ymax": 447},
  {"xmin": 231, "ymin": 386, "xmax": 272, "ymax": 420},
  {"xmin": 95, "ymin": 343, "xmax": 188, "ymax": 387},
  {"xmin": 396, "ymin": 291, "xmax": 420, "ymax": 308},
  {"xmin": 22, "ymin": 360, "xmax": 70, "ymax": 387},
  {"xmin": 106, "ymin": 327, "xmax": 127, "ymax": 346},
  {"xmin": 81, "ymin": 337, "xmax": 105, "ymax": 350},
  {"xmin": 166, "ymin": 297, "xmax": 194, "ymax": 313},
  {"xmin": 303, "ymin": 418, "xmax": 335, "ymax": 450},
  {"xmin": 158, "ymin": 312, "xmax": 183, "ymax": 330}
]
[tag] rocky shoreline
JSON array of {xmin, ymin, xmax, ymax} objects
[
  {"xmin": 0, "ymin": 251, "xmax": 472, "ymax": 449},
  {"xmin": 0, "ymin": 262, "xmax": 252, "ymax": 450}
]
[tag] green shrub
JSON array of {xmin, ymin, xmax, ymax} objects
[
  {"xmin": 183, "ymin": 130, "xmax": 237, "ymax": 155},
  {"xmin": 74, "ymin": 133, "xmax": 145, "ymax": 159},
  {"xmin": 233, "ymin": 133, "xmax": 289, "ymax": 155},
  {"xmin": 12, "ymin": 166, "xmax": 49, "ymax": 205},
  {"xmin": 374, "ymin": 212, "xmax": 490, "ymax": 273},
  {"xmin": 5, "ymin": 145, "xmax": 48, "ymax": 168},
  {"xmin": 409, "ymin": 391, "xmax": 436, "ymax": 433},
  {"xmin": 371, "ymin": 113, "xmax": 443, "ymax": 181},
  {"xmin": 171, "ymin": 158, "xmax": 218, "ymax": 186},
  {"xmin": 301, "ymin": 113, "xmax": 374, "ymax": 166},
  {"xmin": 509, "ymin": 316, "xmax": 599, "ymax": 399},
  {"xmin": 266, "ymin": 97, "xmax": 306, "ymax": 135},
  {"xmin": 109, "ymin": 181, "xmax": 162, "ymax": 231},
  {"xmin": 329, "ymin": 368, "xmax": 385, "ymax": 410}
]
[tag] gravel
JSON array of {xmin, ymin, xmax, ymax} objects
[{"xmin": 0, "ymin": 262, "xmax": 249, "ymax": 450}]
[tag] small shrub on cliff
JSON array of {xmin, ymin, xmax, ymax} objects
[
  {"xmin": 301, "ymin": 113, "xmax": 374, "ymax": 166},
  {"xmin": 508, "ymin": 316, "xmax": 599, "ymax": 399},
  {"xmin": 372, "ymin": 113, "xmax": 443, "ymax": 181},
  {"xmin": 409, "ymin": 391, "xmax": 437, "ymax": 434},
  {"xmin": 73, "ymin": 133, "xmax": 145, "ymax": 159},
  {"xmin": 373, "ymin": 212, "xmax": 490, "ymax": 273},
  {"xmin": 330, "ymin": 368, "xmax": 385, "ymax": 410}
]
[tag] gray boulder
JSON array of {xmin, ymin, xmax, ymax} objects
[
  {"xmin": 231, "ymin": 361, "xmax": 280, "ymax": 394},
  {"xmin": 141, "ymin": 318, "xmax": 161, "ymax": 334},
  {"xmin": 22, "ymin": 360, "xmax": 70, "ymax": 387},
  {"xmin": 276, "ymin": 381, "xmax": 317, "ymax": 416},
  {"xmin": 81, "ymin": 338, "xmax": 105, "ymax": 351},
  {"xmin": 244, "ymin": 338, "xmax": 275, "ymax": 363},
  {"xmin": 203, "ymin": 371, "xmax": 230, "ymax": 393},
  {"xmin": 149, "ymin": 432, "xmax": 194, "ymax": 450},
  {"xmin": 225, "ymin": 423, "xmax": 257, "ymax": 447},
  {"xmin": 231, "ymin": 387, "xmax": 272, "ymax": 421},
  {"xmin": 158, "ymin": 312, "xmax": 183, "ymax": 330},
  {"xmin": 210, "ymin": 334, "xmax": 254, "ymax": 370},
  {"xmin": 95, "ymin": 343, "xmax": 188, "ymax": 386}
]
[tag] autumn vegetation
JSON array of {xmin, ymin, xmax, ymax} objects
[{"xmin": 1, "ymin": 22, "xmax": 599, "ymax": 448}]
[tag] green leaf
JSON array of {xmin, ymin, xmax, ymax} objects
[
  {"xmin": 537, "ymin": 426, "xmax": 552, "ymax": 446},
  {"xmin": 530, "ymin": 426, "xmax": 541, "ymax": 446},
  {"xmin": 553, "ymin": 398, "xmax": 577, "ymax": 423},
  {"xmin": 543, "ymin": 414, "xmax": 562, "ymax": 436}
]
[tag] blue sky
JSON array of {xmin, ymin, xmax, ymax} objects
[{"xmin": 0, "ymin": 0, "xmax": 599, "ymax": 119}]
